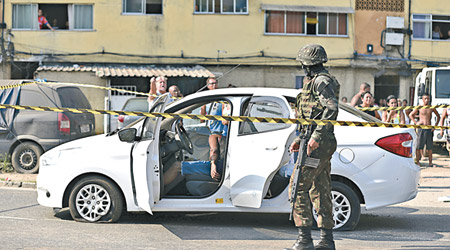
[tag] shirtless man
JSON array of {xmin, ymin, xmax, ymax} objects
[
  {"xmin": 350, "ymin": 82, "xmax": 370, "ymax": 107},
  {"xmin": 409, "ymin": 94, "xmax": 440, "ymax": 167}
]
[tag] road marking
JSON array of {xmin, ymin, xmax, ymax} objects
[{"xmin": 0, "ymin": 215, "xmax": 35, "ymax": 221}]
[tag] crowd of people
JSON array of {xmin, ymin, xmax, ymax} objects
[{"xmin": 345, "ymin": 83, "xmax": 445, "ymax": 168}]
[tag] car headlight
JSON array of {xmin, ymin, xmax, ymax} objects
[{"xmin": 41, "ymin": 147, "xmax": 80, "ymax": 166}]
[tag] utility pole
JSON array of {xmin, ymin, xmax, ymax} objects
[{"xmin": 1, "ymin": 0, "xmax": 7, "ymax": 79}]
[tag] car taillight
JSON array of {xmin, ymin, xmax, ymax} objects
[
  {"xmin": 375, "ymin": 133, "xmax": 413, "ymax": 158},
  {"xmin": 118, "ymin": 115, "xmax": 124, "ymax": 123},
  {"xmin": 58, "ymin": 113, "xmax": 71, "ymax": 134}
]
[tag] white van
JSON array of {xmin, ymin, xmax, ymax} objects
[{"xmin": 413, "ymin": 66, "xmax": 450, "ymax": 143}]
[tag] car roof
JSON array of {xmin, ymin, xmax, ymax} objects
[{"xmin": 181, "ymin": 87, "xmax": 301, "ymax": 101}]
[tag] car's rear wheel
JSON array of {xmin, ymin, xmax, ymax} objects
[
  {"xmin": 69, "ymin": 176, "xmax": 123, "ymax": 223},
  {"xmin": 313, "ymin": 181, "xmax": 361, "ymax": 231},
  {"xmin": 11, "ymin": 142, "xmax": 43, "ymax": 174}
]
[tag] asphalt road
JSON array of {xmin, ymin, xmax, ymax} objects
[{"xmin": 0, "ymin": 184, "xmax": 449, "ymax": 250}]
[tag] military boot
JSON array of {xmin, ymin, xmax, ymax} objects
[
  {"xmin": 314, "ymin": 228, "xmax": 335, "ymax": 250},
  {"xmin": 284, "ymin": 227, "xmax": 314, "ymax": 250}
]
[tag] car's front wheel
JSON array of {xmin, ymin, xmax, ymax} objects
[
  {"xmin": 313, "ymin": 181, "xmax": 361, "ymax": 231},
  {"xmin": 69, "ymin": 176, "xmax": 123, "ymax": 223},
  {"xmin": 11, "ymin": 142, "xmax": 43, "ymax": 174}
]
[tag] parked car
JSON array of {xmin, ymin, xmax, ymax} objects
[
  {"xmin": 0, "ymin": 81, "xmax": 95, "ymax": 173},
  {"xmin": 37, "ymin": 88, "xmax": 420, "ymax": 230},
  {"xmin": 117, "ymin": 97, "xmax": 149, "ymax": 129}
]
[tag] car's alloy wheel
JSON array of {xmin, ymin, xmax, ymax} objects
[
  {"xmin": 69, "ymin": 176, "xmax": 123, "ymax": 223},
  {"xmin": 11, "ymin": 142, "xmax": 43, "ymax": 174},
  {"xmin": 75, "ymin": 184, "xmax": 111, "ymax": 222},
  {"xmin": 313, "ymin": 181, "xmax": 361, "ymax": 231}
]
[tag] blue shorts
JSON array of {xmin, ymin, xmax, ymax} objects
[{"xmin": 181, "ymin": 159, "xmax": 224, "ymax": 176}]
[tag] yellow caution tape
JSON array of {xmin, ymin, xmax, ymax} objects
[
  {"xmin": 0, "ymin": 81, "xmax": 37, "ymax": 90},
  {"xmin": 1, "ymin": 103, "xmax": 449, "ymax": 130},
  {"xmin": 358, "ymin": 105, "xmax": 450, "ymax": 111}
]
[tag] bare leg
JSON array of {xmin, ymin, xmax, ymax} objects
[
  {"xmin": 427, "ymin": 149, "xmax": 433, "ymax": 166},
  {"xmin": 209, "ymin": 134, "xmax": 222, "ymax": 161},
  {"xmin": 416, "ymin": 149, "xmax": 422, "ymax": 164}
]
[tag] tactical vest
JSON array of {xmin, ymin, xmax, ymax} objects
[{"xmin": 296, "ymin": 72, "xmax": 340, "ymax": 121}]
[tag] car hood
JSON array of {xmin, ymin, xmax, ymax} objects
[{"xmin": 41, "ymin": 133, "xmax": 135, "ymax": 166}]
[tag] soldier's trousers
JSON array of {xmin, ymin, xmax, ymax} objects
[{"xmin": 291, "ymin": 138, "xmax": 337, "ymax": 229}]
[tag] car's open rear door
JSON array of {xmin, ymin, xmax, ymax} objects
[
  {"xmin": 228, "ymin": 95, "xmax": 296, "ymax": 208},
  {"xmin": 132, "ymin": 94, "xmax": 169, "ymax": 214}
]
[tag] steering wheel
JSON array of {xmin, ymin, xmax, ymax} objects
[{"xmin": 175, "ymin": 119, "xmax": 194, "ymax": 154}]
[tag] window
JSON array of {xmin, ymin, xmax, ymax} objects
[
  {"xmin": 435, "ymin": 70, "xmax": 450, "ymax": 99},
  {"xmin": 123, "ymin": 0, "xmax": 162, "ymax": 14},
  {"xmin": 12, "ymin": 4, "xmax": 93, "ymax": 30},
  {"xmin": 194, "ymin": 0, "xmax": 248, "ymax": 14},
  {"xmin": 265, "ymin": 11, "xmax": 347, "ymax": 36},
  {"xmin": 412, "ymin": 14, "xmax": 450, "ymax": 40},
  {"xmin": 239, "ymin": 100, "xmax": 290, "ymax": 135}
]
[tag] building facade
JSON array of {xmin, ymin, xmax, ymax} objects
[{"xmin": 0, "ymin": 0, "xmax": 449, "ymax": 131}]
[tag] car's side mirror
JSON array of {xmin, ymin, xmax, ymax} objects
[{"xmin": 118, "ymin": 128, "xmax": 137, "ymax": 143}]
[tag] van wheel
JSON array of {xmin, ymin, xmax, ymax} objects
[
  {"xmin": 312, "ymin": 181, "xmax": 361, "ymax": 231},
  {"xmin": 11, "ymin": 142, "xmax": 43, "ymax": 174},
  {"xmin": 69, "ymin": 176, "xmax": 123, "ymax": 223}
]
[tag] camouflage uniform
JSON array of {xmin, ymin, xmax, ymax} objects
[{"xmin": 292, "ymin": 46, "xmax": 340, "ymax": 230}]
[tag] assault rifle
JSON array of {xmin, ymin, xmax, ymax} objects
[{"xmin": 289, "ymin": 121, "xmax": 320, "ymax": 221}]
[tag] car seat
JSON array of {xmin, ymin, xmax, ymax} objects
[{"xmin": 185, "ymin": 173, "xmax": 219, "ymax": 196}]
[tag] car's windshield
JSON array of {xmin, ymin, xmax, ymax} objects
[
  {"xmin": 123, "ymin": 98, "xmax": 149, "ymax": 112},
  {"xmin": 141, "ymin": 95, "xmax": 169, "ymax": 140}
]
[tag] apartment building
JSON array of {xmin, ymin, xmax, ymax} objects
[{"xmin": 0, "ymin": 0, "xmax": 449, "ymax": 131}]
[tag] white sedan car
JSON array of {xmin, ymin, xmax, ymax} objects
[{"xmin": 37, "ymin": 88, "xmax": 420, "ymax": 230}]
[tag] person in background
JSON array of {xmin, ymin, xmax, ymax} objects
[
  {"xmin": 409, "ymin": 94, "xmax": 440, "ymax": 167},
  {"xmin": 359, "ymin": 91, "xmax": 381, "ymax": 119},
  {"xmin": 38, "ymin": 9, "xmax": 54, "ymax": 30},
  {"xmin": 439, "ymin": 107, "xmax": 450, "ymax": 152},
  {"xmin": 432, "ymin": 25, "xmax": 443, "ymax": 39},
  {"xmin": 403, "ymin": 99, "xmax": 411, "ymax": 124},
  {"xmin": 200, "ymin": 77, "xmax": 227, "ymax": 165},
  {"xmin": 382, "ymin": 95, "xmax": 405, "ymax": 124},
  {"xmin": 378, "ymin": 98, "xmax": 387, "ymax": 107},
  {"xmin": 148, "ymin": 76, "xmax": 168, "ymax": 102},
  {"xmin": 350, "ymin": 82, "xmax": 370, "ymax": 107},
  {"xmin": 168, "ymin": 85, "xmax": 183, "ymax": 98},
  {"xmin": 341, "ymin": 96, "xmax": 348, "ymax": 103}
]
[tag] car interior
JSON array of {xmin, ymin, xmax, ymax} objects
[
  {"xmin": 158, "ymin": 99, "xmax": 231, "ymax": 197},
  {"xmin": 156, "ymin": 96, "xmax": 294, "ymax": 200}
]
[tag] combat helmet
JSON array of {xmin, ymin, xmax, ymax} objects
[{"xmin": 297, "ymin": 44, "xmax": 328, "ymax": 66}]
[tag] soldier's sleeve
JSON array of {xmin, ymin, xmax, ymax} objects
[{"xmin": 311, "ymin": 77, "xmax": 339, "ymax": 143}]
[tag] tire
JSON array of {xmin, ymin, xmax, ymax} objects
[
  {"xmin": 11, "ymin": 142, "xmax": 43, "ymax": 174},
  {"xmin": 312, "ymin": 181, "xmax": 361, "ymax": 231},
  {"xmin": 69, "ymin": 176, "xmax": 123, "ymax": 223}
]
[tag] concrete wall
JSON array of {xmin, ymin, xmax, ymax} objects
[
  {"xmin": 354, "ymin": 11, "xmax": 404, "ymax": 55},
  {"xmin": 34, "ymin": 71, "xmax": 107, "ymax": 134},
  {"xmin": 208, "ymin": 65, "xmax": 413, "ymax": 102}
]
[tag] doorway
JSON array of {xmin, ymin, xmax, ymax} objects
[{"xmin": 374, "ymin": 75, "xmax": 400, "ymax": 104}]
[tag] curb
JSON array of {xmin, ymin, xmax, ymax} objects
[{"xmin": 0, "ymin": 180, "xmax": 36, "ymax": 189}]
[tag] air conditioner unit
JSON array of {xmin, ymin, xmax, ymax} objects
[
  {"xmin": 385, "ymin": 33, "xmax": 404, "ymax": 45},
  {"xmin": 386, "ymin": 16, "xmax": 404, "ymax": 29}
]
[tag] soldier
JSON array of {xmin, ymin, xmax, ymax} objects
[{"xmin": 285, "ymin": 44, "xmax": 340, "ymax": 250}]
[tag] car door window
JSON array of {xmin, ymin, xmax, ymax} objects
[
  {"xmin": 141, "ymin": 95, "xmax": 168, "ymax": 140},
  {"xmin": 239, "ymin": 99, "xmax": 290, "ymax": 135}
]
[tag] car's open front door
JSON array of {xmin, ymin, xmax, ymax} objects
[
  {"xmin": 132, "ymin": 94, "xmax": 169, "ymax": 214},
  {"xmin": 228, "ymin": 95, "xmax": 296, "ymax": 208}
]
